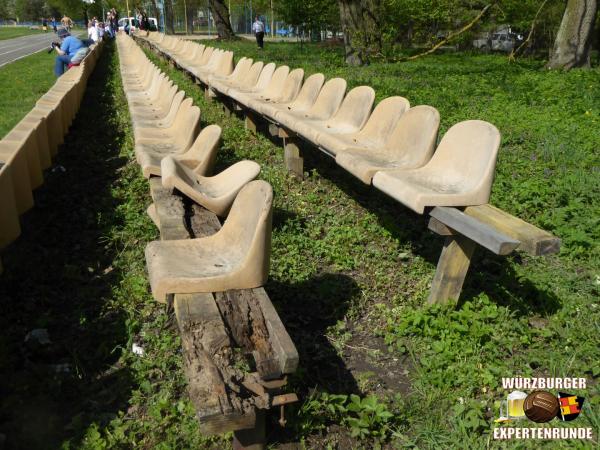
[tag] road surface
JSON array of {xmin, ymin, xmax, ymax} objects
[{"xmin": 0, "ymin": 32, "xmax": 60, "ymax": 68}]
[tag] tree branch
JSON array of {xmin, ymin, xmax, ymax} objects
[
  {"xmin": 508, "ymin": 0, "xmax": 550, "ymax": 61},
  {"xmin": 401, "ymin": 2, "xmax": 495, "ymax": 62}
]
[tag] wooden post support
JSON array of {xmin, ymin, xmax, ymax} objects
[
  {"xmin": 232, "ymin": 410, "xmax": 265, "ymax": 450},
  {"xmin": 427, "ymin": 235, "xmax": 477, "ymax": 304},
  {"xmin": 205, "ymin": 87, "xmax": 217, "ymax": 102},
  {"xmin": 283, "ymin": 137, "xmax": 304, "ymax": 178},
  {"xmin": 245, "ymin": 112, "xmax": 259, "ymax": 133},
  {"xmin": 223, "ymin": 101, "xmax": 233, "ymax": 117},
  {"xmin": 267, "ymin": 123, "xmax": 280, "ymax": 137}
]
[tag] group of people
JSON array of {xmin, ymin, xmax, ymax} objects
[
  {"xmin": 87, "ymin": 12, "xmax": 118, "ymax": 43},
  {"xmin": 40, "ymin": 17, "xmax": 64, "ymax": 33},
  {"xmin": 52, "ymin": 9, "xmax": 119, "ymax": 77}
]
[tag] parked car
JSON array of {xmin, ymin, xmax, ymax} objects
[{"xmin": 473, "ymin": 28, "xmax": 523, "ymax": 52}]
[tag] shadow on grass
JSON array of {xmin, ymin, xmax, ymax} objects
[
  {"xmin": 264, "ymin": 272, "xmax": 361, "ymax": 444},
  {"xmin": 297, "ymin": 142, "xmax": 561, "ymax": 316},
  {"xmin": 0, "ymin": 42, "xmax": 133, "ymax": 449}
]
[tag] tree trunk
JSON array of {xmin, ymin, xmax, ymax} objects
[
  {"xmin": 337, "ymin": 0, "xmax": 383, "ymax": 66},
  {"xmin": 209, "ymin": 0, "xmax": 234, "ymax": 39},
  {"xmin": 547, "ymin": 0, "xmax": 597, "ymax": 69},
  {"xmin": 164, "ymin": 0, "xmax": 175, "ymax": 34}
]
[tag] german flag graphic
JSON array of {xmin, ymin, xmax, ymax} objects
[{"xmin": 557, "ymin": 392, "xmax": 585, "ymax": 421}]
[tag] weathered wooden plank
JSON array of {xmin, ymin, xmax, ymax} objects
[
  {"xmin": 187, "ymin": 203, "xmax": 299, "ymax": 379},
  {"xmin": 463, "ymin": 204, "xmax": 561, "ymax": 256},
  {"xmin": 245, "ymin": 112, "xmax": 259, "ymax": 133},
  {"xmin": 428, "ymin": 235, "xmax": 477, "ymax": 304},
  {"xmin": 428, "ymin": 217, "xmax": 454, "ymax": 236},
  {"xmin": 174, "ymin": 293, "xmax": 257, "ymax": 434},
  {"xmin": 430, "ymin": 206, "xmax": 520, "ymax": 256},
  {"xmin": 252, "ymin": 288, "xmax": 299, "ymax": 375},
  {"xmin": 284, "ymin": 138, "xmax": 304, "ymax": 178},
  {"xmin": 149, "ymin": 177, "xmax": 188, "ymax": 240}
]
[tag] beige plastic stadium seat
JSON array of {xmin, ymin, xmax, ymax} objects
[
  {"xmin": 134, "ymin": 102, "xmax": 201, "ymax": 176},
  {"xmin": 276, "ymin": 77, "xmax": 347, "ymax": 128},
  {"xmin": 228, "ymin": 63, "xmax": 276, "ymax": 97},
  {"xmin": 145, "ymin": 180, "xmax": 273, "ymax": 302},
  {"xmin": 161, "ymin": 156, "xmax": 260, "ymax": 216},
  {"xmin": 3, "ymin": 128, "xmax": 43, "ymax": 189},
  {"xmin": 211, "ymin": 61, "xmax": 264, "ymax": 96},
  {"xmin": 317, "ymin": 96, "xmax": 410, "ymax": 156},
  {"xmin": 137, "ymin": 124, "xmax": 222, "ymax": 178},
  {"xmin": 132, "ymin": 90, "xmax": 185, "ymax": 128},
  {"xmin": 196, "ymin": 51, "xmax": 234, "ymax": 85},
  {"xmin": 372, "ymin": 120, "xmax": 501, "ymax": 213},
  {"xmin": 290, "ymin": 86, "xmax": 375, "ymax": 144},
  {"xmin": 336, "ymin": 105, "xmax": 439, "ymax": 184},
  {"xmin": 15, "ymin": 116, "xmax": 52, "ymax": 170},
  {"xmin": 130, "ymin": 87, "xmax": 183, "ymax": 124},
  {"xmin": 248, "ymin": 68, "xmax": 305, "ymax": 114},
  {"xmin": 208, "ymin": 57, "xmax": 253, "ymax": 87},
  {"xmin": 0, "ymin": 162, "xmax": 21, "ymax": 248},
  {"xmin": 230, "ymin": 65, "xmax": 289, "ymax": 107},
  {"xmin": 258, "ymin": 73, "xmax": 325, "ymax": 122},
  {"xmin": 0, "ymin": 142, "xmax": 33, "ymax": 214}
]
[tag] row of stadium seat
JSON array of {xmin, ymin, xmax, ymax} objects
[
  {"xmin": 137, "ymin": 31, "xmax": 501, "ymax": 216},
  {"xmin": 0, "ymin": 41, "xmax": 103, "ymax": 260},
  {"xmin": 116, "ymin": 35, "xmax": 274, "ymax": 302}
]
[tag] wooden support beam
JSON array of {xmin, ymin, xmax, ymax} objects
[
  {"xmin": 463, "ymin": 204, "xmax": 560, "ymax": 256},
  {"xmin": 283, "ymin": 137, "xmax": 304, "ymax": 179},
  {"xmin": 148, "ymin": 178, "xmax": 188, "ymax": 240},
  {"xmin": 430, "ymin": 206, "xmax": 520, "ymax": 256},
  {"xmin": 174, "ymin": 293, "xmax": 257, "ymax": 435},
  {"xmin": 428, "ymin": 217, "xmax": 454, "ymax": 236},
  {"xmin": 245, "ymin": 112, "xmax": 259, "ymax": 133},
  {"xmin": 427, "ymin": 235, "xmax": 477, "ymax": 304},
  {"xmin": 267, "ymin": 123, "xmax": 280, "ymax": 137}
]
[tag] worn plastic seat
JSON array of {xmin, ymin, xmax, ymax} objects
[
  {"xmin": 211, "ymin": 61, "xmax": 264, "ymax": 96},
  {"xmin": 137, "ymin": 124, "xmax": 222, "ymax": 178},
  {"xmin": 133, "ymin": 99, "xmax": 198, "ymax": 142},
  {"xmin": 207, "ymin": 57, "xmax": 253, "ymax": 89},
  {"xmin": 2, "ymin": 128, "xmax": 43, "ymax": 189},
  {"xmin": 15, "ymin": 115, "xmax": 52, "ymax": 170},
  {"xmin": 0, "ymin": 162, "xmax": 21, "ymax": 248},
  {"xmin": 145, "ymin": 180, "xmax": 273, "ymax": 302},
  {"xmin": 289, "ymin": 86, "xmax": 375, "ymax": 144},
  {"xmin": 227, "ymin": 63, "xmax": 276, "ymax": 98},
  {"xmin": 132, "ymin": 91, "xmax": 186, "ymax": 128},
  {"xmin": 336, "ymin": 105, "xmax": 439, "ymax": 184},
  {"xmin": 317, "ymin": 96, "xmax": 410, "ymax": 156},
  {"xmin": 257, "ymin": 73, "xmax": 325, "ymax": 122},
  {"xmin": 0, "ymin": 142, "xmax": 33, "ymax": 214},
  {"xmin": 372, "ymin": 120, "xmax": 501, "ymax": 213},
  {"xmin": 130, "ymin": 87, "xmax": 182, "ymax": 124},
  {"xmin": 195, "ymin": 51, "xmax": 234, "ymax": 85},
  {"xmin": 247, "ymin": 68, "xmax": 305, "ymax": 114},
  {"xmin": 161, "ymin": 155, "xmax": 260, "ymax": 216},
  {"xmin": 276, "ymin": 77, "xmax": 347, "ymax": 129},
  {"xmin": 230, "ymin": 65, "xmax": 290, "ymax": 107}
]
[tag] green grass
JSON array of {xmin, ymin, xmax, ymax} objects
[
  {"xmin": 0, "ymin": 26, "xmax": 44, "ymax": 40},
  {"xmin": 0, "ymin": 50, "xmax": 56, "ymax": 138},
  {"xmin": 0, "ymin": 38, "xmax": 598, "ymax": 449}
]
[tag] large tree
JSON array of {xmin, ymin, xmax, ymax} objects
[
  {"xmin": 337, "ymin": 0, "xmax": 383, "ymax": 65},
  {"xmin": 209, "ymin": 0, "xmax": 234, "ymax": 38},
  {"xmin": 547, "ymin": 0, "xmax": 597, "ymax": 69}
]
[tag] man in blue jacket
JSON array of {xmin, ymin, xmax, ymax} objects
[{"xmin": 53, "ymin": 28, "xmax": 85, "ymax": 77}]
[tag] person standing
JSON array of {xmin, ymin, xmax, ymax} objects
[
  {"xmin": 87, "ymin": 20, "xmax": 99, "ymax": 42},
  {"xmin": 252, "ymin": 16, "xmax": 265, "ymax": 49},
  {"xmin": 51, "ymin": 17, "xmax": 57, "ymax": 33},
  {"xmin": 42, "ymin": 17, "xmax": 47, "ymax": 32}
]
